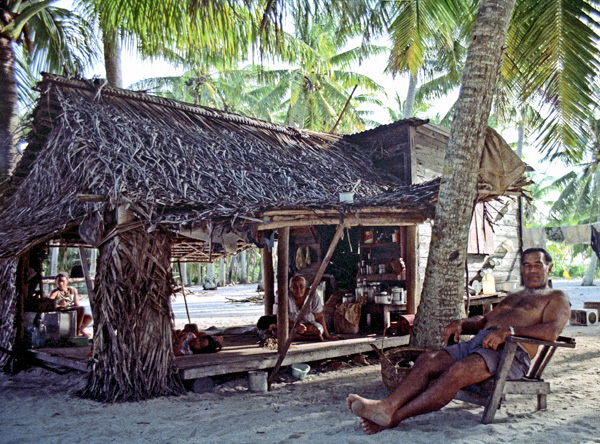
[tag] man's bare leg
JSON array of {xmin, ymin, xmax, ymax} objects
[
  {"xmin": 352, "ymin": 354, "xmax": 493, "ymax": 434},
  {"xmin": 346, "ymin": 350, "xmax": 454, "ymax": 426}
]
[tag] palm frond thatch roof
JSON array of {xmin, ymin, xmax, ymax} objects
[{"xmin": 0, "ymin": 74, "xmax": 522, "ymax": 261}]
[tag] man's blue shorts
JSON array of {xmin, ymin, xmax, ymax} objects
[{"xmin": 444, "ymin": 328, "xmax": 531, "ymax": 380}]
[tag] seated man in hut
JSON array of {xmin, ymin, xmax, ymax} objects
[
  {"xmin": 49, "ymin": 272, "xmax": 93, "ymax": 338},
  {"xmin": 265, "ymin": 275, "xmax": 340, "ymax": 342},
  {"xmin": 346, "ymin": 248, "xmax": 570, "ymax": 434}
]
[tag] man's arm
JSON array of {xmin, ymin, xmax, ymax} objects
[
  {"xmin": 71, "ymin": 286, "xmax": 80, "ymax": 306},
  {"xmin": 482, "ymin": 290, "xmax": 571, "ymax": 351},
  {"xmin": 510, "ymin": 290, "xmax": 570, "ymax": 341},
  {"xmin": 443, "ymin": 315, "xmax": 487, "ymax": 345}
]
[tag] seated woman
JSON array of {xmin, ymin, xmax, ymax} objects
[
  {"xmin": 49, "ymin": 272, "xmax": 93, "ymax": 338},
  {"xmin": 288, "ymin": 275, "xmax": 340, "ymax": 341}
]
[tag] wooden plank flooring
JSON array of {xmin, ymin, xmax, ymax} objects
[{"xmin": 30, "ymin": 334, "xmax": 410, "ymax": 380}]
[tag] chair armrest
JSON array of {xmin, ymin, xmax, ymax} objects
[{"xmin": 506, "ymin": 335, "xmax": 576, "ymax": 348}]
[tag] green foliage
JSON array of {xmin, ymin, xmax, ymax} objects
[
  {"xmin": 131, "ymin": 12, "xmax": 385, "ymax": 133},
  {"xmin": 545, "ymin": 242, "xmax": 590, "ymax": 278}
]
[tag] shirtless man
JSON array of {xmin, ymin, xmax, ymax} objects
[{"xmin": 347, "ymin": 247, "xmax": 571, "ymax": 434}]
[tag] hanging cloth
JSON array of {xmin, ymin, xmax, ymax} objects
[
  {"xmin": 545, "ymin": 226, "xmax": 565, "ymax": 242},
  {"xmin": 563, "ymin": 224, "xmax": 591, "ymax": 245},
  {"xmin": 295, "ymin": 247, "xmax": 305, "ymax": 271}
]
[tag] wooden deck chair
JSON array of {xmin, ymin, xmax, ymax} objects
[{"xmin": 455, "ymin": 335, "xmax": 576, "ymax": 424}]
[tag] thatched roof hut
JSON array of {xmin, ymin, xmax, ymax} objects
[{"xmin": 0, "ymin": 74, "xmax": 527, "ymax": 401}]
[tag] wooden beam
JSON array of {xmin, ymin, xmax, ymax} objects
[
  {"xmin": 257, "ymin": 216, "xmax": 423, "ymax": 230},
  {"xmin": 262, "ymin": 246, "xmax": 275, "ymax": 315},
  {"xmin": 276, "ymin": 227, "xmax": 290, "ymax": 353},
  {"xmin": 262, "ymin": 207, "xmax": 426, "ymax": 217},
  {"xmin": 268, "ymin": 224, "xmax": 346, "ymax": 386}
]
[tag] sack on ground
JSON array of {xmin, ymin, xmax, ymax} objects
[{"xmin": 334, "ymin": 301, "xmax": 362, "ymax": 334}]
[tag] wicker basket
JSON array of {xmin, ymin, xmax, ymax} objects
[{"xmin": 378, "ymin": 346, "xmax": 429, "ymax": 391}]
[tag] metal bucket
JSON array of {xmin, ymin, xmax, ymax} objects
[{"xmin": 248, "ymin": 370, "xmax": 268, "ymax": 392}]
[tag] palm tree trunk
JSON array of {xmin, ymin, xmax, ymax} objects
[
  {"xmin": 103, "ymin": 29, "xmax": 123, "ymax": 88},
  {"xmin": 204, "ymin": 262, "xmax": 217, "ymax": 290},
  {"xmin": 583, "ymin": 190, "xmax": 599, "ymax": 286},
  {"xmin": 180, "ymin": 262, "xmax": 188, "ymax": 286},
  {"xmin": 228, "ymin": 256, "xmax": 236, "ymax": 283},
  {"xmin": 516, "ymin": 108, "xmax": 525, "ymax": 157},
  {"xmin": 82, "ymin": 225, "xmax": 183, "ymax": 401},
  {"xmin": 0, "ymin": 259, "xmax": 18, "ymax": 370},
  {"xmin": 239, "ymin": 250, "xmax": 248, "ymax": 284},
  {"xmin": 403, "ymin": 71, "xmax": 418, "ymax": 119},
  {"xmin": 411, "ymin": 0, "xmax": 517, "ymax": 348},
  {"xmin": 219, "ymin": 258, "xmax": 226, "ymax": 287},
  {"xmin": 50, "ymin": 247, "xmax": 59, "ymax": 276},
  {"xmin": 0, "ymin": 35, "xmax": 20, "ymax": 183}
]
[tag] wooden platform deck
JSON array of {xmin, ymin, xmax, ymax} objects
[{"xmin": 30, "ymin": 333, "xmax": 410, "ymax": 380}]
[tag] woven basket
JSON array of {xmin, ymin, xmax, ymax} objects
[{"xmin": 379, "ymin": 346, "xmax": 429, "ymax": 391}]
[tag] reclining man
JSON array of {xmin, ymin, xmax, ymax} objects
[{"xmin": 347, "ymin": 247, "xmax": 570, "ymax": 434}]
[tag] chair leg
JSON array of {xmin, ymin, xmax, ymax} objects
[
  {"xmin": 537, "ymin": 394, "xmax": 547, "ymax": 411},
  {"xmin": 481, "ymin": 343, "xmax": 518, "ymax": 424}
]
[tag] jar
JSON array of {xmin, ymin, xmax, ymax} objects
[{"xmin": 380, "ymin": 291, "xmax": 390, "ymax": 304}]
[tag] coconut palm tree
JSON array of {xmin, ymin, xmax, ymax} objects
[
  {"xmin": 411, "ymin": 0, "xmax": 518, "ymax": 348},
  {"xmin": 0, "ymin": 1, "xmax": 97, "ymax": 184},
  {"xmin": 384, "ymin": 0, "xmax": 469, "ymax": 119},
  {"xmin": 546, "ymin": 116, "xmax": 600, "ymax": 285}
]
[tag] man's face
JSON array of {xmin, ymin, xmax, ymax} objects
[{"xmin": 522, "ymin": 251, "xmax": 552, "ymax": 289}]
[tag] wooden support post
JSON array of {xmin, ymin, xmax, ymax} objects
[
  {"xmin": 78, "ymin": 247, "xmax": 95, "ymax": 307},
  {"xmin": 16, "ymin": 252, "xmax": 29, "ymax": 346},
  {"xmin": 276, "ymin": 227, "xmax": 290, "ymax": 353},
  {"xmin": 177, "ymin": 261, "xmax": 192, "ymax": 324},
  {"xmin": 268, "ymin": 224, "xmax": 346, "ymax": 386},
  {"xmin": 262, "ymin": 246, "xmax": 275, "ymax": 315},
  {"xmin": 406, "ymin": 225, "xmax": 419, "ymax": 314}
]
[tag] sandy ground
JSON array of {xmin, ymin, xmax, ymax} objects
[{"xmin": 1, "ymin": 281, "xmax": 599, "ymax": 444}]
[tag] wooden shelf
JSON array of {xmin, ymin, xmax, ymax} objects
[
  {"xmin": 357, "ymin": 273, "xmax": 404, "ymax": 282},
  {"xmin": 361, "ymin": 242, "xmax": 399, "ymax": 248}
]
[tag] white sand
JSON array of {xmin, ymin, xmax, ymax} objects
[{"xmin": 1, "ymin": 282, "xmax": 599, "ymax": 444}]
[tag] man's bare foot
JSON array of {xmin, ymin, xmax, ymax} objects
[
  {"xmin": 346, "ymin": 394, "xmax": 392, "ymax": 427},
  {"xmin": 78, "ymin": 331, "xmax": 92, "ymax": 339},
  {"xmin": 358, "ymin": 417, "xmax": 388, "ymax": 435}
]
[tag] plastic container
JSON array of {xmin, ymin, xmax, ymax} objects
[
  {"xmin": 482, "ymin": 270, "xmax": 496, "ymax": 295},
  {"xmin": 291, "ymin": 363, "xmax": 311, "ymax": 380}
]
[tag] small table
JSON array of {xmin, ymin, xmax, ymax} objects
[
  {"xmin": 465, "ymin": 293, "xmax": 506, "ymax": 314},
  {"xmin": 364, "ymin": 302, "xmax": 407, "ymax": 330}
]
